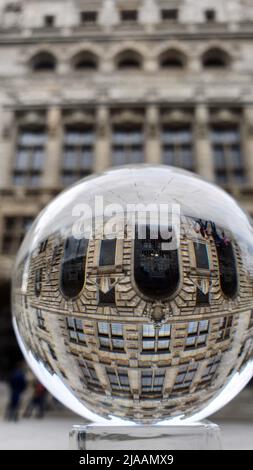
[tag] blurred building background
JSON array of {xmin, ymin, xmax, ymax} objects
[{"xmin": 1, "ymin": 0, "xmax": 253, "ymax": 377}]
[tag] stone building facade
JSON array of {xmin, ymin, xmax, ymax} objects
[{"xmin": 2, "ymin": 0, "xmax": 253, "ymax": 375}]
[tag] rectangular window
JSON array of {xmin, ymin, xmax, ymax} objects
[
  {"xmin": 80, "ymin": 11, "xmax": 98, "ymax": 24},
  {"xmin": 66, "ymin": 317, "xmax": 86, "ymax": 345},
  {"xmin": 107, "ymin": 367, "xmax": 130, "ymax": 394},
  {"xmin": 211, "ymin": 125, "xmax": 245, "ymax": 185},
  {"xmin": 196, "ymin": 288, "xmax": 209, "ymax": 306},
  {"xmin": 217, "ymin": 316, "xmax": 233, "ymax": 342},
  {"xmin": 112, "ymin": 125, "xmax": 144, "ymax": 166},
  {"xmin": 44, "ymin": 15, "xmax": 55, "ymax": 27},
  {"xmin": 98, "ymin": 322, "xmax": 124, "ymax": 351},
  {"xmin": 36, "ymin": 309, "xmax": 46, "ymax": 330},
  {"xmin": 142, "ymin": 323, "xmax": 171, "ymax": 353},
  {"xmin": 205, "ymin": 9, "xmax": 216, "ymax": 22},
  {"xmin": 79, "ymin": 360, "xmax": 102, "ymax": 391},
  {"xmin": 2, "ymin": 216, "xmax": 33, "ymax": 255},
  {"xmin": 99, "ymin": 239, "xmax": 117, "ymax": 266},
  {"xmin": 121, "ymin": 10, "xmax": 138, "ymax": 23},
  {"xmin": 173, "ymin": 363, "xmax": 198, "ymax": 392},
  {"xmin": 198, "ymin": 355, "xmax": 220, "ymax": 387},
  {"xmin": 14, "ymin": 128, "xmax": 46, "ymax": 187},
  {"xmin": 193, "ymin": 241, "xmax": 209, "ymax": 270},
  {"xmin": 161, "ymin": 9, "xmax": 178, "ymax": 21},
  {"xmin": 141, "ymin": 369, "xmax": 165, "ymax": 397},
  {"xmin": 162, "ymin": 126, "xmax": 194, "ymax": 171},
  {"xmin": 62, "ymin": 126, "xmax": 94, "ymax": 186},
  {"xmin": 185, "ymin": 320, "xmax": 209, "ymax": 349}
]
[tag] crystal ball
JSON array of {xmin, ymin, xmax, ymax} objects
[{"xmin": 12, "ymin": 165, "xmax": 253, "ymax": 424}]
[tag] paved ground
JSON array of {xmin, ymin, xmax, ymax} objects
[
  {"xmin": 0, "ymin": 382, "xmax": 253, "ymax": 450},
  {"xmin": 0, "ymin": 416, "xmax": 252, "ymax": 450}
]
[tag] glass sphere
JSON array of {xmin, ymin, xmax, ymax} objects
[{"xmin": 12, "ymin": 165, "xmax": 253, "ymax": 425}]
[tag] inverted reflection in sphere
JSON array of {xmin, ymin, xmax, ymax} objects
[{"xmin": 12, "ymin": 165, "xmax": 253, "ymax": 424}]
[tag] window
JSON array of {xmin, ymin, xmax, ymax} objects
[
  {"xmin": 98, "ymin": 322, "xmax": 124, "ymax": 351},
  {"xmin": 202, "ymin": 48, "xmax": 229, "ymax": 68},
  {"xmin": 199, "ymin": 355, "xmax": 220, "ymax": 385},
  {"xmin": 2, "ymin": 216, "xmax": 33, "ymax": 254},
  {"xmin": 185, "ymin": 320, "xmax": 209, "ymax": 349},
  {"xmin": 211, "ymin": 125, "xmax": 245, "ymax": 185},
  {"xmin": 14, "ymin": 128, "xmax": 47, "ymax": 187},
  {"xmin": 60, "ymin": 236, "xmax": 88, "ymax": 299},
  {"xmin": 141, "ymin": 369, "xmax": 165, "ymax": 397},
  {"xmin": 35, "ymin": 268, "xmax": 43, "ymax": 297},
  {"xmin": 162, "ymin": 126, "xmax": 194, "ymax": 171},
  {"xmin": 44, "ymin": 15, "xmax": 55, "ymax": 27},
  {"xmin": 112, "ymin": 125, "xmax": 144, "ymax": 165},
  {"xmin": 172, "ymin": 363, "xmax": 198, "ymax": 392},
  {"xmin": 217, "ymin": 316, "xmax": 233, "ymax": 341},
  {"xmin": 142, "ymin": 323, "xmax": 171, "ymax": 353},
  {"xmin": 116, "ymin": 50, "xmax": 142, "ymax": 69},
  {"xmin": 99, "ymin": 239, "xmax": 117, "ymax": 266},
  {"xmin": 36, "ymin": 309, "xmax": 46, "ymax": 330},
  {"xmin": 160, "ymin": 49, "xmax": 185, "ymax": 68},
  {"xmin": 205, "ymin": 9, "xmax": 216, "ymax": 22},
  {"xmin": 80, "ymin": 11, "xmax": 98, "ymax": 24},
  {"xmin": 38, "ymin": 239, "xmax": 48, "ymax": 254},
  {"xmin": 193, "ymin": 242, "xmax": 209, "ymax": 270},
  {"xmin": 62, "ymin": 126, "xmax": 94, "ymax": 185},
  {"xmin": 196, "ymin": 287, "xmax": 209, "ymax": 306},
  {"xmin": 99, "ymin": 287, "xmax": 115, "ymax": 306},
  {"xmin": 134, "ymin": 225, "xmax": 180, "ymax": 299},
  {"xmin": 107, "ymin": 367, "xmax": 131, "ymax": 395},
  {"xmin": 161, "ymin": 9, "xmax": 178, "ymax": 21},
  {"xmin": 73, "ymin": 51, "xmax": 97, "ymax": 70},
  {"xmin": 31, "ymin": 52, "xmax": 56, "ymax": 71},
  {"xmin": 121, "ymin": 10, "xmax": 138, "ymax": 23},
  {"xmin": 79, "ymin": 360, "xmax": 102, "ymax": 391},
  {"xmin": 216, "ymin": 239, "xmax": 238, "ymax": 298},
  {"xmin": 66, "ymin": 317, "xmax": 86, "ymax": 345}
]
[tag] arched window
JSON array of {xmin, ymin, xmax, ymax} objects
[
  {"xmin": 134, "ymin": 226, "xmax": 180, "ymax": 299},
  {"xmin": 30, "ymin": 52, "xmax": 57, "ymax": 72},
  {"xmin": 202, "ymin": 48, "xmax": 230, "ymax": 68},
  {"xmin": 216, "ymin": 241, "xmax": 238, "ymax": 298},
  {"xmin": 72, "ymin": 51, "xmax": 98, "ymax": 70},
  {"xmin": 60, "ymin": 236, "xmax": 88, "ymax": 299},
  {"xmin": 159, "ymin": 49, "xmax": 186, "ymax": 68},
  {"xmin": 116, "ymin": 50, "xmax": 142, "ymax": 69}
]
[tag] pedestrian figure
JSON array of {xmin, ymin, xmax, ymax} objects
[
  {"xmin": 24, "ymin": 381, "xmax": 47, "ymax": 419},
  {"xmin": 5, "ymin": 362, "xmax": 27, "ymax": 422}
]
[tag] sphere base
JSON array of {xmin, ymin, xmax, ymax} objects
[{"xmin": 69, "ymin": 421, "xmax": 222, "ymax": 450}]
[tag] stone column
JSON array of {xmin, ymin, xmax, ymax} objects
[
  {"xmin": 94, "ymin": 105, "xmax": 111, "ymax": 171},
  {"xmin": 43, "ymin": 107, "xmax": 62, "ymax": 188},
  {"xmin": 0, "ymin": 108, "xmax": 16, "ymax": 189},
  {"xmin": 194, "ymin": 104, "xmax": 214, "ymax": 182},
  {"xmin": 242, "ymin": 106, "xmax": 253, "ymax": 187},
  {"xmin": 145, "ymin": 105, "xmax": 161, "ymax": 164}
]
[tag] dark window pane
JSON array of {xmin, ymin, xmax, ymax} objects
[
  {"xmin": 134, "ymin": 226, "xmax": 179, "ymax": 299},
  {"xmin": 99, "ymin": 239, "xmax": 116, "ymax": 266},
  {"xmin": 194, "ymin": 242, "xmax": 209, "ymax": 269},
  {"xmin": 60, "ymin": 236, "xmax": 88, "ymax": 299},
  {"xmin": 216, "ymin": 241, "xmax": 237, "ymax": 298}
]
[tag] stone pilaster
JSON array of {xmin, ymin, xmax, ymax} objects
[
  {"xmin": 194, "ymin": 105, "xmax": 214, "ymax": 182},
  {"xmin": 145, "ymin": 105, "xmax": 161, "ymax": 164},
  {"xmin": 43, "ymin": 107, "xmax": 62, "ymax": 188},
  {"xmin": 242, "ymin": 106, "xmax": 253, "ymax": 187},
  {"xmin": 0, "ymin": 108, "xmax": 16, "ymax": 189},
  {"xmin": 94, "ymin": 106, "xmax": 111, "ymax": 171}
]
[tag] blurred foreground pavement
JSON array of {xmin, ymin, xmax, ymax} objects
[{"xmin": 0, "ymin": 382, "xmax": 253, "ymax": 450}]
